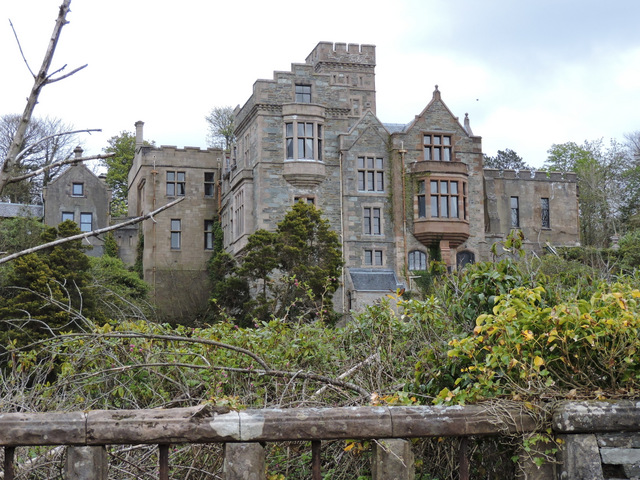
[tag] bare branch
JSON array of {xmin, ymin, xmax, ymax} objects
[
  {"xmin": 46, "ymin": 63, "xmax": 88, "ymax": 84},
  {"xmin": 0, "ymin": 197, "xmax": 184, "ymax": 265},
  {"xmin": 6, "ymin": 153, "xmax": 114, "ymax": 183},
  {"xmin": 14, "ymin": 127, "xmax": 102, "ymax": 163},
  {"xmin": 8, "ymin": 19, "xmax": 36, "ymax": 78}
]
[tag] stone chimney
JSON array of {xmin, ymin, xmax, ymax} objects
[
  {"xmin": 135, "ymin": 121, "xmax": 144, "ymax": 148},
  {"xmin": 73, "ymin": 145, "xmax": 83, "ymax": 164},
  {"xmin": 464, "ymin": 113, "xmax": 474, "ymax": 136}
]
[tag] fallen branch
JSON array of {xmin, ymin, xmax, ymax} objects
[
  {"xmin": 0, "ymin": 197, "xmax": 184, "ymax": 265},
  {"xmin": 6, "ymin": 153, "xmax": 115, "ymax": 183}
]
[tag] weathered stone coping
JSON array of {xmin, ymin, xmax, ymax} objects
[
  {"xmin": 553, "ymin": 400, "xmax": 640, "ymax": 433},
  {"xmin": 0, "ymin": 404, "xmax": 536, "ymax": 447}
]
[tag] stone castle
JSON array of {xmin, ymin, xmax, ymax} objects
[{"xmin": 45, "ymin": 42, "xmax": 580, "ymax": 320}]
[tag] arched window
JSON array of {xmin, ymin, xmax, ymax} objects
[
  {"xmin": 408, "ymin": 250, "xmax": 427, "ymax": 271},
  {"xmin": 457, "ymin": 251, "xmax": 475, "ymax": 268}
]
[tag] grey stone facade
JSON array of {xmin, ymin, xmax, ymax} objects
[
  {"xmin": 129, "ymin": 42, "xmax": 580, "ymax": 318},
  {"xmin": 43, "ymin": 148, "xmax": 112, "ymax": 257}
]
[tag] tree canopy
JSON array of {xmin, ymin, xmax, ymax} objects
[{"xmin": 483, "ymin": 148, "xmax": 532, "ymax": 170}]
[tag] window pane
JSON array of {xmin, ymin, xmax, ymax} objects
[
  {"xmin": 287, "ymin": 139, "xmax": 294, "ymax": 158},
  {"xmin": 298, "ymin": 139, "xmax": 304, "ymax": 158},
  {"xmin": 358, "ymin": 171, "xmax": 365, "ymax": 191},
  {"xmin": 444, "ymin": 147, "xmax": 451, "ymax": 161},
  {"xmin": 298, "ymin": 123, "xmax": 305, "ymax": 137},
  {"xmin": 440, "ymin": 182, "xmax": 448, "ymax": 194},
  {"xmin": 367, "ymin": 172, "xmax": 374, "ymax": 191},
  {"xmin": 430, "ymin": 181, "xmax": 438, "ymax": 194},
  {"xmin": 440, "ymin": 196, "xmax": 449, "ymax": 217},
  {"xmin": 305, "ymin": 123, "xmax": 313, "ymax": 137},
  {"xmin": 72, "ymin": 183, "xmax": 83, "ymax": 196},
  {"xmin": 431, "ymin": 196, "xmax": 438, "ymax": 217},
  {"xmin": 205, "ymin": 172, "xmax": 214, "ymax": 182},
  {"xmin": 166, "ymin": 183, "xmax": 175, "ymax": 196},
  {"xmin": 418, "ymin": 195, "xmax": 426, "ymax": 218},
  {"xmin": 286, "ymin": 123, "xmax": 293, "ymax": 136},
  {"xmin": 424, "ymin": 147, "xmax": 431, "ymax": 160},
  {"xmin": 418, "ymin": 180, "xmax": 425, "ymax": 194},
  {"xmin": 305, "ymin": 139, "xmax": 313, "ymax": 158},
  {"xmin": 167, "ymin": 172, "xmax": 175, "ymax": 182},
  {"xmin": 177, "ymin": 183, "xmax": 185, "ymax": 196},
  {"xmin": 375, "ymin": 158, "xmax": 383, "ymax": 169},
  {"xmin": 171, "ymin": 232, "xmax": 180, "ymax": 249},
  {"xmin": 62, "ymin": 212, "xmax": 74, "ymax": 222},
  {"xmin": 357, "ymin": 157, "xmax": 364, "ymax": 169},
  {"xmin": 423, "ymin": 135, "xmax": 431, "ymax": 144},
  {"xmin": 433, "ymin": 136, "xmax": 441, "ymax": 145},
  {"xmin": 365, "ymin": 250, "xmax": 372, "ymax": 265},
  {"xmin": 375, "ymin": 250, "xmax": 383, "ymax": 265},
  {"xmin": 511, "ymin": 197, "xmax": 519, "ymax": 208},
  {"xmin": 434, "ymin": 148, "xmax": 441, "ymax": 161},
  {"xmin": 451, "ymin": 196, "xmax": 459, "ymax": 218},
  {"xmin": 317, "ymin": 124, "xmax": 322, "ymax": 138},
  {"xmin": 450, "ymin": 181, "xmax": 458, "ymax": 194},
  {"xmin": 376, "ymin": 172, "xmax": 384, "ymax": 191},
  {"xmin": 171, "ymin": 219, "xmax": 181, "ymax": 231},
  {"xmin": 367, "ymin": 157, "xmax": 374, "ymax": 169},
  {"xmin": 443, "ymin": 136, "xmax": 451, "ymax": 145},
  {"xmin": 177, "ymin": 172, "xmax": 185, "ymax": 182}
]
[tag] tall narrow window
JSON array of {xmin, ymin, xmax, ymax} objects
[
  {"xmin": 80, "ymin": 213, "xmax": 92, "ymax": 232},
  {"xmin": 423, "ymin": 134, "xmax": 452, "ymax": 161},
  {"xmin": 204, "ymin": 220, "xmax": 214, "ymax": 250},
  {"xmin": 61, "ymin": 212, "xmax": 74, "ymax": 223},
  {"xmin": 541, "ymin": 197, "xmax": 550, "ymax": 228},
  {"xmin": 357, "ymin": 157, "xmax": 384, "ymax": 192},
  {"xmin": 234, "ymin": 190, "xmax": 244, "ymax": 237},
  {"xmin": 511, "ymin": 197, "xmax": 520, "ymax": 228},
  {"xmin": 363, "ymin": 207, "xmax": 382, "ymax": 235},
  {"xmin": 72, "ymin": 183, "xmax": 84, "ymax": 196},
  {"xmin": 167, "ymin": 171, "xmax": 186, "ymax": 196},
  {"xmin": 171, "ymin": 219, "xmax": 181, "ymax": 249},
  {"xmin": 204, "ymin": 172, "xmax": 215, "ymax": 197},
  {"xmin": 295, "ymin": 84, "xmax": 311, "ymax": 103},
  {"xmin": 418, "ymin": 180, "xmax": 426, "ymax": 218}
]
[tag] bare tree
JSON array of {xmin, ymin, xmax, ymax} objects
[
  {"xmin": 205, "ymin": 106, "xmax": 235, "ymax": 151},
  {"xmin": 1, "ymin": 0, "xmax": 180, "ymax": 264}
]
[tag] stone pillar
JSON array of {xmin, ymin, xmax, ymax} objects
[
  {"xmin": 223, "ymin": 442, "xmax": 265, "ymax": 480},
  {"xmin": 557, "ymin": 434, "xmax": 604, "ymax": 480},
  {"xmin": 371, "ymin": 438, "xmax": 415, "ymax": 480},
  {"xmin": 65, "ymin": 446, "xmax": 108, "ymax": 480}
]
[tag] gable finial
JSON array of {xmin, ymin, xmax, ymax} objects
[
  {"xmin": 433, "ymin": 85, "xmax": 441, "ymax": 100},
  {"xmin": 464, "ymin": 113, "xmax": 474, "ymax": 136}
]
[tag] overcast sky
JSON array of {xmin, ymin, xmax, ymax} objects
[{"xmin": 2, "ymin": 1, "xmax": 639, "ymax": 169}]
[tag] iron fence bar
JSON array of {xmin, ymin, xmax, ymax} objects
[
  {"xmin": 311, "ymin": 440, "xmax": 321, "ymax": 480},
  {"xmin": 459, "ymin": 437, "xmax": 469, "ymax": 480},
  {"xmin": 3, "ymin": 446, "xmax": 15, "ymax": 480},
  {"xmin": 159, "ymin": 444, "xmax": 169, "ymax": 480}
]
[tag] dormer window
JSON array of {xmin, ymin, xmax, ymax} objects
[
  {"xmin": 72, "ymin": 182, "xmax": 84, "ymax": 196},
  {"xmin": 295, "ymin": 84, "xmax": 311, "ymax": 103},
  {"xmin": 424, "ymin": 134, "xmax": 452, "ymax": 161}
]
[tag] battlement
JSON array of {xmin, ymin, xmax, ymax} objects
[
  {"xmin": 306, "ymin": 41, "xmax": 376, "ymax": 67},
  {"xmin": 483, "ymin": 168, "xmax": 577, "ymax": 183}
]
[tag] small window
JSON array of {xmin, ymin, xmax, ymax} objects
[
  {"xmin": 511, "ymin": 197, "xmax": 520, "ymax": 228},
  {"xmin": 364, "ymin": 249, "xmax": 383, "ymax": 266},
  {"xmin": 80, "ymin": 212, "xmax": 92, "ymax": 232},
  {"xmin": 204, "ymin": 220, "xmax": 214, "ymax": 250},
  {"xmin": 295, "ymin": 84, "xmax": 311, "ymax": 103},
  {"xmin": 541, "ymin": 197, "xmax": 550, "ymax": 228},
  {"xmin": 204, "ymin": 172, "xmax": 215, "ymax": 197},
  {"xmin": 408, "ymin": 250, "xmax": 427, "ymax": 271},
  {"xmin": 167, "ymin": 171, "xmax": 186, "ymax": 197},
  {"xmin": 294, "ymin": 196, "xmax": 315, "ymax": 205},
  {"xmin": 61, "ymin": 212, "xmax": 74, "ymax": 223},
  {"xmin": 285, "ymin": 121, "xmax": 323, "ymax": 160},
  {"xmin": 171, "ymin": 219, "xmax": 181, "ymax": 249},
  {"xmin": 72, "ymin": 183, "xmax": 84, "ymax": 196}
]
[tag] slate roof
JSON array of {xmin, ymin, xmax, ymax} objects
[
  {"xmin": 0, "ymin": 202, "xmax": 43, "ymax": 218},
  {"xmin": 349, "ymin": 268, "xmax": 404, "ymax": 292}
]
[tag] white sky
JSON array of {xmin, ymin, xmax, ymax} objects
[{"xmin": 2, "ymin": 0, "xmax": 639, "ymax": 169}]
